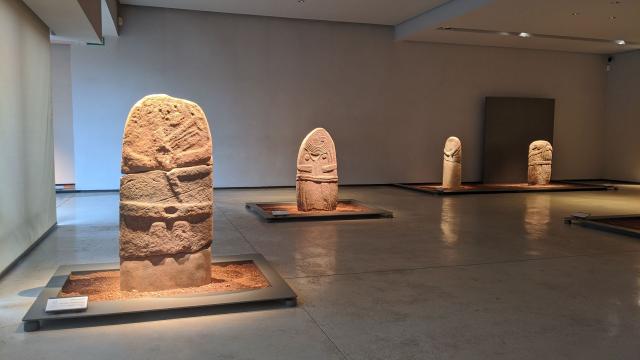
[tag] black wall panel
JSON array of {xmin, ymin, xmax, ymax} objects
[{"xmin": 483, "ymin": 97, "xmax": 555, "ymax": 183}]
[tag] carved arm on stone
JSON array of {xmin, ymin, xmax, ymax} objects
[
  {"xmin": 165, "ymin": 165, "xmax": 213, "ymax": 202},
  {"xmin": 122, "ymin": 149, "xmax": 158, "ymax": 173},
  {"xmin": 443, "ymin": 148, "xmax": 460, "ymax": 163},
  {"xmin": 322, "ymin": 164, "xmax": 337, "ymax": 172}
]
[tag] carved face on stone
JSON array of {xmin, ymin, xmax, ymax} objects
[
  {"xmin": 443, "ymin": 136, "xmax": 461, "ymax": 163},
  {"xmin": 528, "ymin": 140, "xmax": 552, "ymax": 163},
  {"xmin": 296, "ymin": 128, "xmax": 338, "ymax": 182}
]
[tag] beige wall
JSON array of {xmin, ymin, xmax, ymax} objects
[
  {"xmin": 52, "ymin": 44, "xmax": 75, "ymax": 184},
  {"xmin": 70, "ymin": 5, "xmax": 607, "ymax": 189},
  {"xmin": 603, "ymin": 50, "xmax": 640, "ymax": 181},
  {"xmin": 0, "ymin": 0, "xmax": 56, "ymax": 273}
]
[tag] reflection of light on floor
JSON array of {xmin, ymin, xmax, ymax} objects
[
  {"xmin": 440, "ymin": 197, "xmax": 459, "ymax": 245},
  {"xmin": 637, "ymin": 277, "xmax": 640, "ymax": 308},
  {"xmin": 524, "ymin": 195, "xmax": 550, "ymax": 241},
  {"xmin": 56, "ymin": 193, "xmax": 119, "ymax": 226},
  {"xmin": 294, "ymin": 225, "xmax": 337, "ymax": 276}
]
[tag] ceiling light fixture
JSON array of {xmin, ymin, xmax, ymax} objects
[{"xmin": 436, "ymin": 27, "xmax": 634, "ymax": 47}]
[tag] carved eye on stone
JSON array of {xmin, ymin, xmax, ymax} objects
[
  {"xmin": 322, "ymin": 154, "xmax": 327, "ymax": 160},
  {"xmin": 304, "ymin": 154, "xmax": 310, "ymax": 161}
]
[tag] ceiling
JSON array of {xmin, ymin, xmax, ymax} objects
[
  {"xmin": 120, "ymin": 0, "xmax": 640, "ymax": 54},
  {"xmin": 120, "ymin": 0, "xmax": 450, "ymax": 26},
  {"xmin": 23, "ymin": 0, "xmax": 119, "ymax": 44},
  {"xmin": 22, "ymin": 0, "xmax": 102, "ymax": 43},
  {"xmin": 397, "ymin": 0, "xmax": 640, "ymax": 54}
]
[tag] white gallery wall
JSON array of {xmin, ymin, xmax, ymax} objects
[
  {"xmin": 70, "ymin": 5, "xmax": 607, "ymax": 189},
  {"xmin": 603, "ymin": 50, "xmax": 640, "ymax": 182},
  {"xmin": 51, "ymin": 44, "xmax": 75, "ymax": 184},
  {"xmin": 0, "ymin": 0, "xmax": 56, "ymax": 274}
]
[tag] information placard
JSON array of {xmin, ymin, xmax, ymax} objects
[
  {"xmin": 45, "ymin": 296, "xmax": 88, "ymax": 313},
  {"xmin": 271, "ymin": 210, "xmax": 289, "ymax": 217}
]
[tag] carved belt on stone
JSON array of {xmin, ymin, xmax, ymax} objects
[
  {"xmin": 528, "ymin": 160, "xmax": 551, "ymax": 166},
  {"xmin": 296, "ymin": 174, "xmax": 339, "ymax": 182},
  {"xmin": 120, "ymin": 202, "xmax": 213, "ymax": 218},
  {"xmin": 296, "ymin": 164, "xmax": 338, "ymax": 182}
]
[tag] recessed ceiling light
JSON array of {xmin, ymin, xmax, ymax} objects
[
  {"xmin": 615, "ymin": 39, "xmax": 626, "ymax": 45},
  {"xmin": 518, "ymin": 32, "xmax": 531, "ymax": 38}
]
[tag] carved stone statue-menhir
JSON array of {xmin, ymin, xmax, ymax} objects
[
  {"xmin": 442, "ymin": 136, "xmax": 461, "ymax": 189},
  {"xmin": 119, "ymin": 94, "xmax": 213, "ymax": 291},
  {"xmin": 528, "ymin": 140, "xmax": 552, "ymax": 185},
  {"xmin": 296, "ymin": 128, "xmax": 338, "ymax": 211}
]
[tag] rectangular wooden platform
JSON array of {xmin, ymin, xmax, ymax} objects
[
  {"xmin": 246, "ymin": 199, "xmax": 393, "ymax": 222},
  {"xmin": 394, "ymin": 181, "xmax": 611, "ymax": 195},
  {"xmin": 22, "ymin": 253, "xmax": 296, "ymax": 331}
]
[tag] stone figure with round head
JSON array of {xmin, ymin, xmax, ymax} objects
[
  {"xmin": 296, "ymin": 128, "xmax": 338, "ymax": 211},
  {"xmin": 442, "ymin": 136, "xmax": 462, "ymax": 189},
  {"xmin": 119, "ymin": 94, "xmax": 213, "ymax": 291},
  {"xmin": 528, "ymin": 140, "xmax": 552, "ymax": 185}
]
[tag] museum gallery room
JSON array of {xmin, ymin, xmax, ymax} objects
[{"xmin": 2, "ymin": 0, "xmax": 640, "ymax": 359}]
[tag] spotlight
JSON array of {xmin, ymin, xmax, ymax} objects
[
  {"xmin": 518, "ymin": 32, "xmax": 531, "ymax": 38},
  {"xmin": 615, "ymin": 39, "xmax": 626, "ymax": 45}
]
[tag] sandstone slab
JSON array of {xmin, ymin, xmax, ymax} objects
[
  {"xmin": 119, "ymin": 94, "xmax": 213, "ymax": 291},
  {"xmin": 296, "ymin": 128, "xmax": 338, "ymax": 211},
  {"xmin": 442, "ymin": 136, "xmax": 461, "ymax": 189},
  {"xmin": 528, "ymin": 140, "xmax": 552, "ymax": 185}
]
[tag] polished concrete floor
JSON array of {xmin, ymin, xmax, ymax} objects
[{"xmin": 2, "ymin": 184, "xmax": 640, "ymax": 359}]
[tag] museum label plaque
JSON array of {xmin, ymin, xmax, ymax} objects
[{"xmin": 45, "ymin": 296, "xmax": 88, "ymax": 313}]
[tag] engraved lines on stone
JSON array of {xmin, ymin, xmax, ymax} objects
[
  {"xmin": 125, "ymin": 110, "xmax": 210, "ymax": 172},
  {"xmin": 298, "ymin": 134, "xmax": 337, "ymax": 177}
]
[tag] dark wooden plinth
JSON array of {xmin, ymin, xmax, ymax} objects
[{"xmin": 22, "ymin": 253, "xmax": 296, "ymax": 332}]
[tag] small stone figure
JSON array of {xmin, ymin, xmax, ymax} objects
[
  {"xmin": 442, "ymin": 136, "xmax": 462, "ymax": 189},
  {"xmin": 296, "ymin": 128, "xmax": 338, "ymax": 211},
  {"xmin": 119, "ymin": 94, "xmax": 213, "ymax": 291},
  {"xmin": 528, "ymin": 140, "xmax": 552, "ymax": 185}
]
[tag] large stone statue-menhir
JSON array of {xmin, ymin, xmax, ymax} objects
[
  {"xmin": 120, "ymin": 94, "xmax": 213, "ymax": 291},
  {"xmin": 296, "ymin": 128, "xmax": 338, "ymax": 211},
  {"xmin": 528, "ymin": 140, "xmax": 552, "ymax": 185},
  {"xmin": 442, "ymin": 136, "xmax": 461, "ymax": 189}
]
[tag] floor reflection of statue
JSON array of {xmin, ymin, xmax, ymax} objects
[
  {"xmin": 293, "ymin": 225, "xmax": 338, "ymax": 276},
  {"xmin": 524, "ymin": 195, "xmax": 551, "ymax": 241},
  {"xmin": 440, "ymin": 197, "xmax": 460, "ymax": 245}
]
